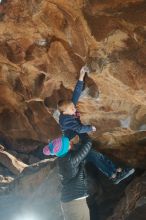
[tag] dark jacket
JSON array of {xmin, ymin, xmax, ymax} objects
[
  {"xmin": 57, "ymin": 139, "xmax": 92, "ymax": 202},
  {"xmin": 59, "ymin": 80, "xmax": 92, "ymax": 140}
]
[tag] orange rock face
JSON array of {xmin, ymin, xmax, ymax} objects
[{"xmin": 0, "ymin": 0, "xmax": 146, "ymax": 166}]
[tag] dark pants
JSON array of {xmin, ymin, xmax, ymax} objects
[
  {"xmin": 86, "ymin": 149, "xmax": 117, "ymax": 178},
  {"xmin": 77, "ymin": 134, "xmax": 117, "ymax": 178}
]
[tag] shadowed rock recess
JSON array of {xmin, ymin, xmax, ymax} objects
[{"xmin": 0, "ymin": 0, "xmax": 146, "ymax": 219}]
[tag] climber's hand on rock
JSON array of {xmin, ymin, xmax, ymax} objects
[
  {"xmin": 91, "ymin": 126, "xmax": 96, "ymax": 132},
  {"xmin": 79, "ymin": 65, "xmax": 90, "ymax": 81}
]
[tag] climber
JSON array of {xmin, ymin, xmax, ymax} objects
[
  {"xmin": 58, "ymin": 65, "xmax": 96, "ymax": 142},
  {"xmin": 57, "ymin": 66, "xmax": 135, "ymax": 184}
]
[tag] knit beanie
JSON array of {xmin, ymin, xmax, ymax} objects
[{"xmin": 43, "ymin": 136, "xmax": 70, "ymax": 157}]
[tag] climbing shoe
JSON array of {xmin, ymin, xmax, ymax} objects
[{"xmin": 112, "ymin": 168, "xmax": 135, "ymax": 184}]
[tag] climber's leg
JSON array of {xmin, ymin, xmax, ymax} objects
[{"xmin": 86, "ymin": 149, "xmax": 117, "ymax": 178}]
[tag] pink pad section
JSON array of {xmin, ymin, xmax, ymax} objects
[{"xmin": 43, "ymin": 145, "xmax": 51, "ymax": 155}]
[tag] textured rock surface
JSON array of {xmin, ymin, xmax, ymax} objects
[
  {"xmin": 0, "ymin": 0, "xmax": 146, "ymax": 219},
  {"xmin": 108, "ymin": 171, "xmax": 146, "ymax": 220},
  {"xmin": 0, "ymin": 0, "xmax": 145, "ymax": 166},
  {"xmin": 0, "ymin": 159, "xmax": 63, "ymax": 220},
  {"xmin": 0, "ymin": 145, "xmax": 27, "ymax": 175}
]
